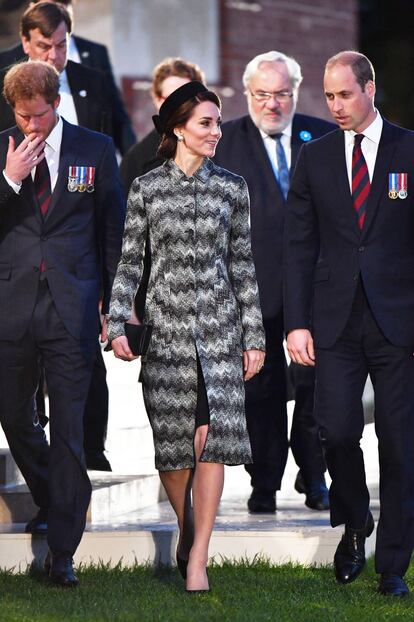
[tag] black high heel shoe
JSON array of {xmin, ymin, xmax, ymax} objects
[{"xmin": 176, "ymin": 553, "xmax": 188, "ymax": 580}]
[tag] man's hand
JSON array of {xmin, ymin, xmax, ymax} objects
[
  {"xmin": 243, "ymin": 349, "xmax": 266, "ymax": 381},
  {"xmin": 286, "ymin": 329, "xmax": 315, "ymax": 366},
  {"xmin": 4, "ymin": 133, "xmax": 45, "ymax": 184},
  {"xmin": 111, "ymin": 335, "xmax": 139, "ymax": 361}
]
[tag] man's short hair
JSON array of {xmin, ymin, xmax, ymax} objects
[
  {"xmin": 20, "ymin": 1, "xmax": 72, "ymax": 40},
  {"xmin": 152, "ymin": 57, "xmax": 205, "ymax": 98},
  {"xmin": 325, "ymin": 51, "xmax": 375, "ymax": 91},
  {"xmin": 3, "ymin": 60, "xmax": 60, "ymax": 108},
  {"xmin": 33, "ymin": 0, "xmax": 72, "ymax": 5},
  {"xmin": 242, "ymin": 51, "xmax": 303, "ymax": 91}
]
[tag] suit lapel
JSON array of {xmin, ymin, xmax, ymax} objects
[
  {"xmin": 361, "ymin": 120, "xmax": 396, "ymax": 239},
  {"xmin": 328, "ymin": 130, "xmax": 361, "ymax": 236},
  {"xmin": 290, "ymin": 116, "xmax": 303, "ymax": 173},
  {"xmin": 44, "ymin": 119, "xmax": 76, "ymax": 222},
  {"xmin": 245, "ymin": 117, "xmax": 283, "ymax": 199},
  {"xmin": 66, "ymin": 61, "xmax": 88, "ymax": 127}
]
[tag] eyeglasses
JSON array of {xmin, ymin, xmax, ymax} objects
[{"xmin": 249, "ymin": 90, "xmax": 294, "ymax": 103}]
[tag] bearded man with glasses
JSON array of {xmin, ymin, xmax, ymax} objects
[{"xmin": 214, "ymin": 51, "xmax": 335, "ymax": 514}]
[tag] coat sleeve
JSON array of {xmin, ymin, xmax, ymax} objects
[
  {"xmin": 283, "ymin": 144, "xmax": 319, "ymax": 333},
  {"xmin": 94, "ymin": 137, "xmax": 126, "ymax": 315},
  {"xmin": 107, "ymin": 178, "xmax": 147, "ymax": 340},
  {"xmin": 228, "ymin": 176, "xmax": 265, "ymax": 351}
]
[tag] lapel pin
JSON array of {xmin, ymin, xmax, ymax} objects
[
  {"xmin": 78, "ymin": 90, "xmax": 87, "ymax": 98},
  {"xmin": 299, "ymin": 130, "xmax": 312, "ymax": 142},
  {"xmin": 81, "ymin": 51, "xmax": 90, "ymax": 58}
]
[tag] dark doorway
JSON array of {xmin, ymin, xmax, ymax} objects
[{"xmin": 360, "ymin": 0, "xmax": 413, "ymax": 129}]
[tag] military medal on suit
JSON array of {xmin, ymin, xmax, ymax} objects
[{"xmin": 68, "ymin": 166, "xmax": 95, "ymax": 193}]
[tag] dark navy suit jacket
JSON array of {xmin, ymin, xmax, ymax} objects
[
  {"xmin": 284, "ymin": 119, "xmax": 414, "ymax": 348},
  {"xmin": 214, "ymin": 113, "xmax": 335, "ymax": 320},
  {"xmin": 0, "ymin": 119, "xmax": 125, "ymax": 340}
]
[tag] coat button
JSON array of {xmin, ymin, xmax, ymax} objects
[{"xmin": 353, "ymin": 274, "xmax": 359, "ymax": 281}]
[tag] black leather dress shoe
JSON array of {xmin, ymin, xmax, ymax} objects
[
  {"xmin": 247, "ymin": 489, "xmax": 276, "ymax": 513},
  {"xmin": 334, "ymin": 511, "xmax": 375, "ymax": 584},
  {"xmin": 48, "ymin": 553, "xmax": 79, "ymax": 587},
  {"xmin": 378, "ymin": 574, "xmax": 409, "ymax": 597},
  {"xmin": 294, "ymin": 471, "xmax": 330, "ymax": 511},
  {"xmin": 85, "ymin": 450, "xmax": 112, "ymax": 471},
  {"xmin": 25, "ymin": 508, "xmax": 48, "ymax": 535}
]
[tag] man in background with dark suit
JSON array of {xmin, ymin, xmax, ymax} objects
[
  {"xmin": 214, "ymin": 51, "xmax": 334, "ymax": 514},
  {"xmin": 0, "ymin": 60, "xmax": 124, "ymax": 586},
  {"xmin": 285, "ymin": 50, "xmax": 414, "ymax": 596},
  {"xmin": 0, "ymin": 0, "xmax": 136, "ymax": 155}
]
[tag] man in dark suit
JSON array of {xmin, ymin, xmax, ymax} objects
[
  {"xmin": 0, "ymin": 0, "xmax": 136, "ymax": 155},
  {"xmin": 0, "ymin": 60, "xmax": 124, "ymax": 585},
  {"xmin": 285, "ymin": 50, "xmax": 414, "ymax": 596},
  {"xmin": 0, "ymin": 2, "xmax": 124, "ymax": 474},
  {"xmin": 214, "ymin": 51, "xmax": 334, "ymax": 513}
]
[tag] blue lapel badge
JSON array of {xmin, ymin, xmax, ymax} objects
[{"xmin": 299, "ymin": 130, "xmax": 312, "ymax": 142}]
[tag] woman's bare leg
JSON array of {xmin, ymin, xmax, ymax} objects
[
  {"xmin": 186, "ymin": 424, "xmax": 224, "ymax": 591},
  {"xmin": 159, "ymin": 468, "xmax": 194, "ymax": 560}
]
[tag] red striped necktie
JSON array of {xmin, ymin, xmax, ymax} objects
[
  {"xmin": 34, "ymin": 156, "xmax": 52, "ymax": 217},
  {"xmin": 352, "ymin": 134, "xmax": 370, "ymax": 229}
]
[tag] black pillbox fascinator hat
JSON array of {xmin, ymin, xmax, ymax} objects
[{"xmin": 152, "ymin": 80, "xmax": 208, "ymax": 134}]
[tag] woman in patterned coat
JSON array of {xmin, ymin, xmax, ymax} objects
[{"xmin": 108, "ymin": 82, "xmax": 265, "ymax": 592}]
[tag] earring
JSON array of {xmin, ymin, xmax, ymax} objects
[{"xmin": 176, "ymin": 134, "xmax": 184, "ymax": 142}]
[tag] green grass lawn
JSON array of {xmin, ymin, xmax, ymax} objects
[{"xmin": 1, "ymin": 558, "xmax": 413, "ymax": 622}]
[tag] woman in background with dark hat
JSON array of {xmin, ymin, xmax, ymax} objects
[{"xmin": 108, "ymin": 82, "xmax": 265, "ymax": 592}]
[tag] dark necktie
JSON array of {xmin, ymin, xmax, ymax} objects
[
  {"xmin": 352, "ymin": 134, "xmax": 370, "ymax": 229},
  {"xmin": 34, "ymin": 155, "xmax": 52, "ymax": 217},
  {"xmin": 34, "ymin": 155, "xmax": 51, "ymax": 272},
  {"xmin": 273, "ymin": 133, "xmax": 290, "ymax": 200}
]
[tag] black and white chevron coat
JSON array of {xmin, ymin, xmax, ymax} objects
[{"xmin": 108, "ymin": 158, "xmax": 265, "ymax": 471}]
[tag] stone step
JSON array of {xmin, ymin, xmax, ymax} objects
[
  {"xmin": 0, "ymin": 498, "xmax": 379, "ymax": 572},
  {"xmin": 0, "ymin": 472, "xmax": 163, "ymax": 524},
  {"xmin": 0, "ymin": 449, "xmax": 25, "ymax": 487}
]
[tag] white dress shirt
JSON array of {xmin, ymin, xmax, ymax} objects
[
  {"xmin": 68, "ymin": 36, "xmax": 81, "ymax": 64},
  {"xmin": 57, "ymin": 69, "xmax": 79, "ymax": 126},
  {"xmin": 3, "ymin": 115, "xmax": 63, "ymax": 194},
  {"xmin": 261, "ymin": 122, "xmax": 293, "ymax": 179},
  {"xmin": 344, "ymin": 109, "xmax": 383, "ymax": 190}
]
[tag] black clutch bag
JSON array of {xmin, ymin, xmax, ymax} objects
[
  {"xmin": 124, "ymin": 323, "xmax": 153, "ymax": 355},
  {"xmin": 105, "ymin": 323, "xmax": 153, "ymax": 356}
]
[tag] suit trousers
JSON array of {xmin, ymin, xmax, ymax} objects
[
  {"xmin": 244, "ymin": 313, "xmax": 288, "ymax": 491},
  {"xmin": 83, "ymin": 346, "xmax": 109, "ymax": 453},
  {"xmin": 35, "ymin": 343, "xmax": 109, "ymax": 453},
  {"xmin": 245, "ymin": 313, "xmax": 326, "ymax": 492},
  {"xmin": 315, "ymin": 279, "xmax": 414, "ymax": 575},
  {"xmin": 0, "ymin": 280, "xmax": 95, "ymax": 555},
  {"xmin": 289, "ymin": 363, "xmax": 326, "ymax": 480}
]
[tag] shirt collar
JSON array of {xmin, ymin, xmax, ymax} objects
[
  {"xmin": 259, "ymin": 120, "xmax": 293, "ymax": 141},
  {"xmin": 345, "ymin": 109, "xmax": 383, "ymax": 147},
  {"xmin": 45, "ymin": 115, "xmax": 63, "ymax": 152}
]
